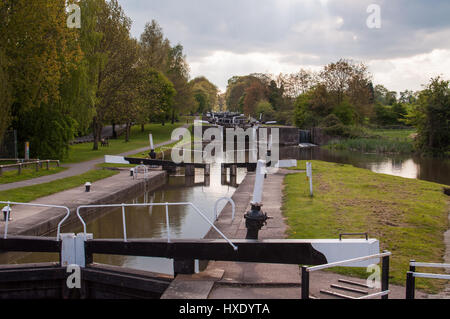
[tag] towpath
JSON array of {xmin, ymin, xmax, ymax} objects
[{"xmin": 0, "ymin": 125, "xmax": 188, "ymax": 192}]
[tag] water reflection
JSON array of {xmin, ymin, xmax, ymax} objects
[{"xmin": 280, "ymin": 146, "xmax": 450, "ymax": 185}]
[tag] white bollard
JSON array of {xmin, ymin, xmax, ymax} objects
[
  {"xmin": 149, "ymin": 133, "xmax": 154, "ymax": 150},
  {"xmin": 306, "ymin": 162, "xmax": 313, "ymax": 197},
  {"xmin": 252, "ymin": 160, "xmax": 267, "ymax": 205}
]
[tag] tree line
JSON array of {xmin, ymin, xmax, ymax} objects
[
  {"xmin": 0, "ymin": 0, "xmax": 218, "ymax": 159},
  {"xmin": 224, "ymin": 59, "xmax": 449, "ymax": 157}
]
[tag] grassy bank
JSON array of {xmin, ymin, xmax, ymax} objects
[
  {"xmin": 0, "ymin": 169, "xmax": 118, "ymax": 203},
  {"xmin": 282, "ymin": 160, "xmax": 449, "ymax": 293},
  {"xmin": 326, "ymin": 128, "xmax": 416, "ymax": 154},
  {"xmin": 65, "ymin": 122, "xmax": 186, "ymax": 164},
  {"xmin": 0, "ymin": 166, "xmax": 67, "ymax": 184}
]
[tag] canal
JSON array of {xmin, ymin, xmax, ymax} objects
[
  {"xmin": 2, "ymin": 144, "xmax": 448, "ymax": 273},
  {"xmin": 0, "ymin": 162, "xmax": 247, "ymax": 275}
]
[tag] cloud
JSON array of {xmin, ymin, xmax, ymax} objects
[{"xmin": 118, "ymin": 0, "xmax": 450, "ymax": 92}]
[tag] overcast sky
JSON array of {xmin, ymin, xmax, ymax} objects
[{"xmin": 118, "ymin": 0, "xmax": 450, "ymax": 93}]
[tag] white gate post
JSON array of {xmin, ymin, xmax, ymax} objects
[
  {"xmin": 306, "ymin": 162, "xmax": 313, "ymax": 197},
  {"xmin": 60, "ymin": 233, "xmax": 76, "ymax": 267}
]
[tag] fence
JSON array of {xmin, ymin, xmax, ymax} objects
[
  {"xmin": 0, "ymin": 160, "xmax": 60, "ymax": 176},
  {"xmin": 406, "ymin": 260, "xmax": 450, "ymax": 299},
  {"xmin": 301, "ymin": 251, "xmax": 391, "ymax": 299}
]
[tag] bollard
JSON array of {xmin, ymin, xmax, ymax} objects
[
  {"xmin": 406, "ymin": 271, "xmax": 416, "ymax": 299},
  {"xmin": 149, "ymin": 134, "xmax": 157, "ymax": 159},
  {"xmin": 306, "ymin": 162, "xmax": 313, "ymax": 197},
  {"xmin": 2, "ymin": 206, "xmax": 12, "ymax": 222},
  {"xmin": 85, "ymin": 182, "xmax": 91, "ymax": 193},
  {"xmin": 244, "ymin": 160, "xmax": 269, "ymax": 239},
  {"xmin": 301, "ymin": 266, "xmax": 310, "ymax": 299},
  {"xmin": 381, "ymin": 251, "xmax": 390, "ymax": 299}
]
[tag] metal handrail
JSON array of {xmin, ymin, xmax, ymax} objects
[
  {"xmin": 0, "ymin": 201, "xmax": 70, "ymax": 240},
  {"xmin": 356, "ymin": 290, "xmax": 391, "ymax": 299},
  {"xmin": 133, "ymin": 164, "xmax": 149, "ymax": 179},
  {"xmin": 412, "ymin": 273, "xmax": 450, "ymax": 280},
  {"xmin": 75, "ymin": 202, "xmax": 238, "ymax": 251},
  {"xmin": 307, "ymin": 251, "xmax": 391, "ymax": 272},
  {"xmin": 213, "ymin": 197, "xmax": 236, "ymax": 222},
  {"xmin": 302, "ymin": 251, "xmax": 391, "ymax": 300},
  {"xmin": 410, "ymin": 261, "xmax": 450, "ymax": 269}
]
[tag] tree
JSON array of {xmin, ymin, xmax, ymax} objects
[
  {"xmin": 294, "ymin": 91, "xmax": 320, "ymax": 129},
  {"xmin": 140, "ymin": 68, "xmax": 176, "ymax": 126},
  {"xmin": 90, "ymin": 0, "xmax": 138, "ymax": 150},
  {"xmin": 255, "ymin": 100, "xmax": 275, "ymax": 122},
  {"xmin": 0, "ymin": 49, "xmax": 12, "ymax": 143},
  {"xmin": 408, "ymin": 77, "xmax": 450, "ymax": 156},
  {"xmin": 140, "ymin": 20, "xmax": 171, "ymax": 70},
  {"xmin": 140, "ymin": 21, "xmax": 196, "ymax": 123},
  {"xmin": 320, "ymin": 59, "xmax": 372, "ymax": 123},
  {"xmin": 242, "ymin": 80, "xmax": 268, "ymax": 116},
  {"xmin": 190, "ymin": 76, "xmax": 219, "ymax": 113},
  {"xmin": 0, "ymin": 0, "xmax": 83, "ymax": 158}
]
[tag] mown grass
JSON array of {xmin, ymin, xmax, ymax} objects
[
  {"xmin": 0, "ymin": 169, "xmax": 119, "ymax": 203},
  {"xmin": 0, "ymin": 166, "xmax": 66, "ymax": 185},
  {"xmin": 65, "ymin": 122, "xmax": 186, "ymax": 164},
  {"xmin": 282, "ymin": 160, "xmax": 449, "ymax": 293},
  {"xmin": 326, "ymin": 128, "xmax": 417, "ymax": 154}
]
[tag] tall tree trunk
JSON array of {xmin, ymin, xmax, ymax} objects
[
  {"xmin": 141, "ymin": 123, "xmax": 145, "ymax": 132},
  {"xmin": 125, "ymin": 122, "xmax": 130, "ymax": 142},
  {"xmin": 112, "ymin": 122, "xmax": 117, "ymax": 139},
  {"xmin": 92, "ymin": 117, "xmax": 99, "ymax": 150},
  {"xmin": 171, "ymin": 109, "xmax": 175, "ymax": 124}
]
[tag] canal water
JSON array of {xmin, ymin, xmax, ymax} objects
[
  {"xmin": 2, "ymin": 162, "xmax": 247, "ymax": 275},
  {"xmin": 281, "ymin": 146, "xmax": 450, "ymax": 186}
]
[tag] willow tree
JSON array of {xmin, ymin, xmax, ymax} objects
[{"xmin": 0, "ymin": 0, "xmax": 83, "ymax": 158}]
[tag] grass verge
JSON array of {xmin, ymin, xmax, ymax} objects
[
  {"xmin": 0, "ymin": 166, "xmax": 66, "ymax": 185},
  {"xmin": 0, "ymin": 169, "xmax": 119, "ymax": 203},
  {"xmin": 65, "ymin": 122, "xmax": 186, "ymax": 164},
  {"xmin": 282, "ymin": 160, "xmax": 449, "ymax": 293}
]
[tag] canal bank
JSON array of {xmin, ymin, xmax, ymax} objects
[
  {"xmin": 162, "ymin": 165, "xmax": 434, "ymax": 299},
  {"xmin": 0, "ymin": 169, "xmax": 167, "ymax": 237}
]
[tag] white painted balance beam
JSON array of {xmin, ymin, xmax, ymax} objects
[
  {"xmin": 310, "ymin": 238, "xmax": 380, "ymax": 267},
  {"xmin": 104, "ymin": 155, "xmax": 130, "ymax": 165}
]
